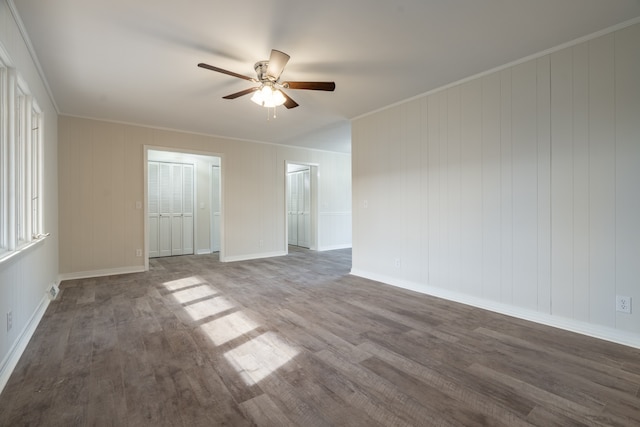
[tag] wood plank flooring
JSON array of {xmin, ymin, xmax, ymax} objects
[{"xmin": 1, "ymin": 247, "xmax": 639, "ymax": 426}]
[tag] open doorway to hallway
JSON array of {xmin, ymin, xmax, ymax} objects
[{"xmin": 146, "ymin": 148, "xmax": 222, "ymax": 265}]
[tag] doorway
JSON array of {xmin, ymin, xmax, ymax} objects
[{"xmin": 145, "ymin": 148, "xmax": 222, "ymax": 264}]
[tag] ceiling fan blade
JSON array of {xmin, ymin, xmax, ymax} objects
[
  {"xmin": 198, "ymin": 63, "xmax": 257, "ymax": 82},
  {"xmin": 266, "ymin": 49, "xmax": 290, "ymax": 80},
  {"xmin": 283, "ymin": 81, "xmax": 336, "ymax": 91},
  {"xmin": 222, "ymin": 87, "xmax": 260, "ymax": 99},
  {"xmin": 281, "ymin": 90, "xmax": 299, "ymax": 109}
]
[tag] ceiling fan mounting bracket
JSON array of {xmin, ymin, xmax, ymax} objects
[{"xmin": 254, "ymin": 60, "xmax": 277, "ymax": 83}]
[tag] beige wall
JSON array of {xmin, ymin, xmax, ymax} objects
[
  {"xmin": 352, "ymin": 22, "xmax": 640, "ymax": 345},
  {"xmin": 58, "ymin": 116, "xmax": 351, "ymax": 276}
]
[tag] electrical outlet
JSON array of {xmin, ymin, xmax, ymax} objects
[
  {"xmin": 136, "ymin": 249, "xmax": 142, "ymax": 257},
  {"xmin": 7, "ymin": 311, "xmax": 12, "ymax": 332},
  {"xmin": 394, "ymin": 258, "xmax": 401, "ymax": 269},
  {"xmin": 616, "ymin": 295, "xmax": 632, "ymax": 314},
  {"xmin": 48, "ymin": 283, "xmax": 60, "ymax": 300}
]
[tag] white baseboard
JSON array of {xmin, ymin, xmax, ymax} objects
[
  {"xmin": 196, "ymin": 249, "xmax": 213, "ymax": 255},
  {"xmin": 317, "ymin": 244, "xmax": 352, "ymax": 252},
  {"xmin": 0, "ymin": 293, "xmax": 50, "ymax": 394},
  {"xmin": 59, "ymin": 265, "xmax": 146, "ymax": 282},
  {"xmin": 350, "ymin": 268, "xmax": 640, "ymax": 350},
  {"xmin": 222, "ymin": 251, "xmax": 286, "ymax": 263}
]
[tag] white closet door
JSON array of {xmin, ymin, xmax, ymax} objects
[
  {"xmin": 150, "ymin": 161, "xmax": 194, "ymax": 258},
  {"xmin": 182, "ymin": 164, "xmax": 194, "ymax": 255},
  {"xmin": 170, "ymin": 163, "xmax": 184, "ymax": 255},
  {"xmin": 288, "ymin": 172, "xmax": 298, "ymax": 245},
  {"xmin": 211, "ymin": 165, "xmax": 221, "ymax": 252},
  {"xmin": 287, "ymin": 169, "xmax": 311, "ymax": 248},
  {"xmin": 298, "ymin": 169, "xmax": 311, "ymax": 248},
  {"xmin": 148, "ymin": 162, "xmax": 160, "ymax": 258},
  {"xmin": 158, "ymin": 162, "xmax": 173, "ymax": 257}
]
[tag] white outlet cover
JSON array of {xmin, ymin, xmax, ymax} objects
[{"xmin": 616, "ymin": 295, "xmax": 632, "ymax": 314}]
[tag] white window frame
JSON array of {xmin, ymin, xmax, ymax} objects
[
  {"xmin": 31, "ymin": 106, "xmax": 42, "ymax": 238},
  {"xmin": 0, "ymin": 64, "xmax": 45, "ymax": 262},
  {"xmin": 0, "ymin": 65, "xmax": 6, "ymax": 254}
]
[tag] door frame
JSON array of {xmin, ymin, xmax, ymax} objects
[
  {"xmin": 285, "ymin": 161, "xmax": 319, "ymax": 252},
  {"xmin": 144, "ymin": 146, "xmax": 224, "ymax": 270}
]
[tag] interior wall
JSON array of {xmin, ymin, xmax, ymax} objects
[
  {"xmin": 352, "ymin": 22, "xmax": 640, "ymax": 345},
  {"xmin": 0, "ymin": 3, "xmax": 59, "ymax": 389},
  {"xmin": 58, "ymin": 116, "xmax": 352, "ymax": 276}
]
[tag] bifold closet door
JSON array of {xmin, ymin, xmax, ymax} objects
[
  {"xmin": 170, "ymin": 163, "xmax": 194, "ymax": 256},
  {"xmin": 211, "ymin": 165, "xmax": 221, "ymax": 252},
  {"xmin": 288, "ymin": 172, "xmax": 299, "ymax": 245},
  {"xmin": 287, "ymin": 169, "xmax": 311, "ymax": 248},
  {"xmin": 298, "ymin": 170, "xmax": 311, "ymax": 248},
  {"xmin": 148, "ymin": 161, "xmax": 194, "ymax": 258},
  {"xmin": 148, "ymin": 162, "xmax": 160, "ymax": 258}
]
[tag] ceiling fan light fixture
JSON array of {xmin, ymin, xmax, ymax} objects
[{"xmin": 251, "ymin": 85, "xmax": 286, "ymax": 108}]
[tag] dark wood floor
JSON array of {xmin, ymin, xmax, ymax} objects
[{"xmin": 1, "ymin": 247, "xmax": 639, "ymax": 426}]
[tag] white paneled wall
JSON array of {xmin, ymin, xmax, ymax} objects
[
  {"xmin": 352, "ymin": 22, "xmax": 640, "ymax": 343},
  {"xmin": 1, "ymin": 3, "xmax": 59, "ymax": 392}
]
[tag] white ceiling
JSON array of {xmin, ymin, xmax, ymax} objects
[{"xmin": 11, "ymin": 0, "xmax": 640, "ymax": 153}]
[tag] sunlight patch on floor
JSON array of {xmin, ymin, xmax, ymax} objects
[
  {"xmin": 184, "ymin": 296, "xmax": 235, "ymax": 321},
  {"xmin": 224, "ymin": 332, "xmax": 299, "ymax": 386},
  {"xmin": 170, "ymin": 284, "xmax": 218, "ymax": 304},
  {"xmin": 200, "ymin": 311, "xmax": 259, "ymax": 346},
  {"xmin": 162, "ymin": 276, "xmax": 207, "ymax": 291}
]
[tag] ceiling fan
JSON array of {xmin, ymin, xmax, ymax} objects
[{"xmin": 198, "ymin": 49, "xmax": 335, "ymax": 109}]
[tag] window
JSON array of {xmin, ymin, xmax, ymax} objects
[
  {"xmin": 0, "ymin": 65, "xmax": 6, "ymax": 252},
  {"xmin": 31, "ymin": 109, "xmax": 42, "ymax": 237},
  {"xmin": 0, "ymin": 64, "xmax": 45, "ymax": 260}
]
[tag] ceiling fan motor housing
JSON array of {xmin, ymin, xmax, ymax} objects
[{"xmin": 254, "ymin": 61, "xmax": 274, "ymax": 83}]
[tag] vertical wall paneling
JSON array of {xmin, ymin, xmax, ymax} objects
[
  {"xmin": 437, "ymin": 92, "xmax": 449, "ymax": 288},
  {"xmin": 536, "ymin": 56, "xmax": 552, "ymax": 314},
  {"xmin": 588, "ymin": 33, "xmax": 615, "ymax": 327},
  {"xmin": 426, "ymin": 94, "xmax": 440, "ymax": 285},
  {"xmin": 384, "ymin": 108, "xmax": 403, "ymax": 272},
  {"xmin": 615, "ymin": 24, "xmax": 640, "ymax": 333},
  {"xmin": 511, "ymin": 60, "xmax": 539, "ymax": 310},
  {"xmin": 481, "ymin": 73, "xmax": 502, "ymax": 301},
  {"xmin": 403, "ymin": 100, "xmax": 423, "ymax": 282},
  {"xmin": 446, "ymin": 86, "xmax": 462, "ymax": 292},
  {"xmin": 352, "ymin": 21, "xmax": 640, "ymax": 342},
  {"xmin": 499, "ymin": 68, "xmax": 514, "ymax": 304},
  {"xmin": 460, "ymin": 81, "xmax": 483, "ymax": 296},
  {"xmin": 572, "ymin": 43, "xmax": 590, "ymax": 322},
  {"xmin": 550, "ymin": 48, "xmax": 575, "ymax": 318}
]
